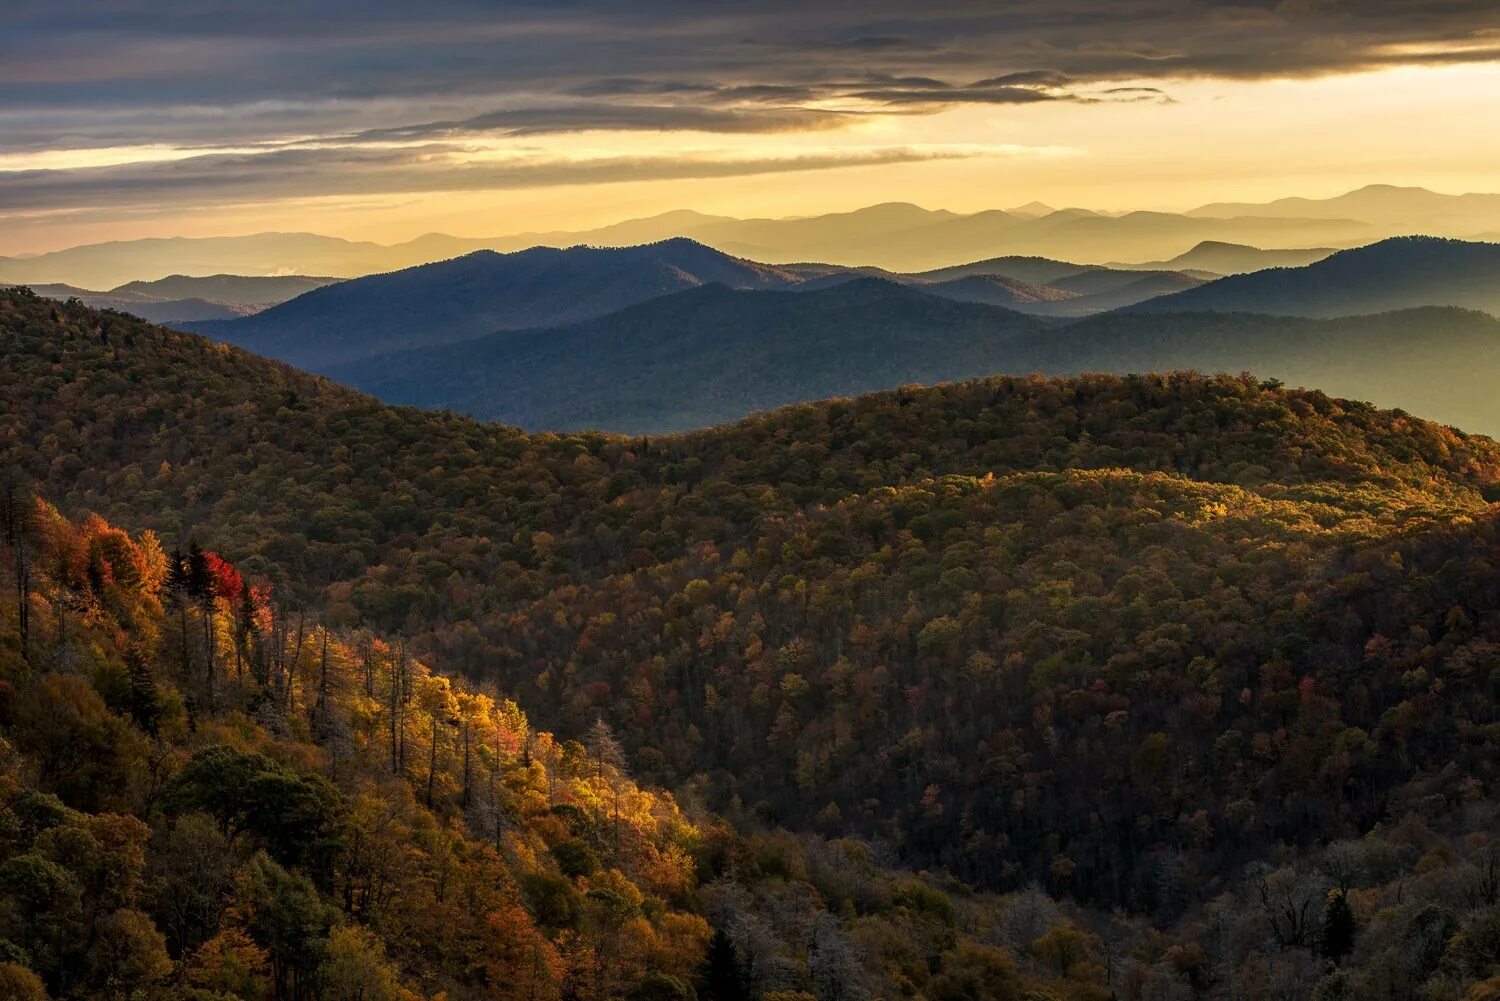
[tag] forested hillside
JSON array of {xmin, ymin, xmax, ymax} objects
[
  {"xmin": 5, "ymin": 499, "xmax": 1120, "ymax": 1001},
  {"xmin": 326, "ymin": 278, "xmax": 1500, "ymax": 436},
  {"xmin": 6, "ymin": 288, "xmax": 1500, "ymax": 999},
  {"xmin": 190, "ymin": 240, "xmax": 805, "ymax": 368},
  {"xmin": 328, "ymin": 280, "xmax": 1050, "ymax": 432},
  {"xmin": 1039, "ymin": 307, "xmax": 1500, "ymax": 435},
  {"xmin": 1130, "ymin": 237, "xmax": 1500, "ymax": 317}
]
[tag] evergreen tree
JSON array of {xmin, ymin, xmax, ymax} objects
[
  {"xmin": 164, "ymin": 549, "xmax": 189, "ymax": 603},
  {"xmin": 1323, "ymin": 889, "xmax": 1356, "ymax": 962},
  {"xmin": 186, "ymin": 541, "xmax": 212, "ymax": 604},
  {"xmin": 700, "ymin": 929, "xmax": 747, "ymax": 1001},
  {"xmin": 125, "ymin": 644, "xmax": 162, "ymax": 737}
]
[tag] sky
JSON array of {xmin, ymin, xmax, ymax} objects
[{"xmin": 3, "ymin": 0, "xmax": 1500, "ymax": 254}]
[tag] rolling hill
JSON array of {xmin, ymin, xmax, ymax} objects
[
  {"xmin": 6, "ymin": 272, "xmax": 340, "ymax": 324},
  {"xmin": 328, "ymin": 279, "xmax": 1052, "ymax": 432},
  {"xmin": 113, "ymin": 273, "xmax": 338, "ymax": 304},
  {"xmin": 1127, "ymin": 236, "xmax": 1500, "ymax": 317},
  {"xmin": 191, "ymin": 238, "xmax": 806, "ymax": 368},
  {"xmin": 2, "ymin": 191, "xmax": 1409, "ymax": 286},
  {"xmin": 913, "ymin": 254, "xmax": 1104, "ymax": 284},
  {"xmin": 187, "ymin": 243, "xmax": 1224, "ymax": 375},
  {"xmin": 322, "ymin": 269, "xmax": 1500, "ymax": 436},
  {"xmin": 11, "ymin": 287, "xmax": 1500, "ymax": 1000},
  {"xmin": 916, "ymin": 270, "xmax": 1206, "ymax": 317},
  {"xmin": 14, "ymin": 185, "xmax": 1500, "ymax": 291},
  {"xmin": 0, "ymin": 231, "xmax": 494, "ymax": 288},
  {"xmin": 1032, "ymin": 306, "xmax": 1500, "ymax": 433},
  {"xmin": 725, "ymin": 206, "xmax": 1370, "ymax": 271},
  {"xmin": 1120, "ymin": 240, "xmax": 1336, "ymax": 274},
  {"xmin": 916, "ymin": 273, "xmax": 1081, "ymax": 308},
  {"xmin": 5, "ymin": 284, "xmax": 249, "ymax": 323},
  {"xmin": 1191, "ymin": 183, "xmax": 1500, "ymax": 233}
]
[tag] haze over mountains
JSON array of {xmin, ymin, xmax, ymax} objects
[
  {"xmin": 162, "ymin": 231, "xmax": 1500, "ymax": 436},
  {"xmin": 187, "ymin": 238, "xmax": 1221, "ymax": 368},
  {"xmin": 1117, "ymin": 240, "xmax": 1335, "ymax": 274},
  {"xmin": 1190, "ymin": 184, "xmax": 1500, "ymax": 230},
  {"xmin": 190, "ymin": 239, "xmax": 806, "ymax": 368},
  {"xmin": 2, "ymin": 273, "xmax": 338, "ymax": 323},
  {"xmin": 330, "ymin": 279, "xmax": 1053, "ymax": 432},
  {"xmin": 6, "ymin": 184, "xmax": 1497, "ymax": 286},
  {"xmin": 1129, "ymin": 236, "xmax": 1500, "ymax": 317},
  {"xmin": 10, "ymin": 189, "xmax": 1500, "ymax": 441},
  {"xmin": 331, "ymin": 275, "xmax": 1500, "ymax": 435}
]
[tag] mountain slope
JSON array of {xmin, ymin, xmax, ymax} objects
[
  {"xmin": 329, "ymin": 279, "xmax": 1052, "ymax": 433},
  {"xmin": 1122, "ymin": 240, "xmax": 1336, "ymax": 274},
  {"xmin": 8, "ymin": 491, "xmax": 1110, "ymax": 1001},
  {"xmin": 1027, "ymin": 307, "xmax": 1500, "ymax": 433},
  {"xmin": 1191, "ymin": 183, "xmax": 1500, "ymax": 233},
  {"xmin": 191, "ymin": 238, "xmax": 805, "ymax": 369},
  {"xmin": 1129, "ymin": 236, "xmax": 1500, "ymax": 317},
  {"xmin": 12, "ymin": 288, "xmax": 1500, "ymax": 916},
  {"xmin": 908, "ymin": 268, "xmax": 1206, "ymax": 316},
  {"xmin": 0, "ymin": 196, "xmax": 1391, "ymax": 285},
  {"xmin": 8, "ymin": 272, "xmax": 339, "ymax": 324},
  {"xmin": 913, "ymin": 254, "xmax": 1100, "ymax": 285},
  {"xmin": 913, "ymin": 273, "xmax": 1080, "ymax": 308},
  {"xmin": 114, "ymin": 272, "xmax": 339, "ymax": 304},
  {"xmin": 325, "ymin": 275, "xmax": 1500, "ymax": 437},
  {"xmin": 1007, "ymin": 272, "xmax": 1204, "ymax": 317},
  {"xmin": 5, "ymin": 281, "xmax": 252, "ymax": 322},
  {"xmin": 765, "ymin": 208, "xmax": 1371, "ymax": 271},
  {"xmin": 15, "ymin": 285, "xmax": 1500, "ymax": 979},
  {"xmin": 0, "ymin": 231, "xmax": 493, "ymax": 288}
]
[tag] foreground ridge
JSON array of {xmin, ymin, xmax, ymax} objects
[{"xmin": 5, "ymin": 290, "xmax": 1500, "ymax": 999}]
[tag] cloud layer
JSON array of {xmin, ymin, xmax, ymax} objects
[{"xmin": 2, "ymin": 1, "xmax": 1498, "ymax": 220}]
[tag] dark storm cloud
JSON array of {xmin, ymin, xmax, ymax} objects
[
  {"xmin": 6, "ymin": 1, "xmax": 1498, "ymax": 124},
  {"xmin": 1, "ymin": 0, "xmax": 1497, "ymax": 215}
]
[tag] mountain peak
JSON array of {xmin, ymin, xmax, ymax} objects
[
  {"xmin": 1129, "ymin": 235, "xmax": 1500, "ymax": 317},
  {"xmin": 1348, "ymin": 183, "xmax": 1432, "ymax": 194},
  {"xmin": 1006, "ymin": 201, "xmax": 1057, "ymax": 216},
  {"xmin": 190, "ymin": 236, "xmax": 807, "ymax": 369}
]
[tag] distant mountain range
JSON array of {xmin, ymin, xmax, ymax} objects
[
  {"xmin": 0, "ymin": 233, "xmax": 491, "ymax": 290},
  {"xmin": 328, "ymin": 279, "xmax": 1052, "ymax": 433},
  {"xmin": 1041, "ymin": 307, "xmax": 1500, "ymax": 435},
  {"xmin": 539, "ymin": 207, "xmax": 1363, "ymax": 272},
  {"xmin": 114, "ymin": 273, "xmax": 337, "ymax": 304},
  {"xmin": 910, "ymin": 269, "xmax": 1205, "ymax": 317},
  {"xmin": 1190, "ymin": 184, "xmax": 1500, "ymax": 232},
  {"xmin": 175, "ymin": 234, "xmax": 1500, "ymax": 432},
  {"xmin": 1118, "ymin": 240, "xmax": 1335, "ymax": 274},
  {"xmin": 190, "ymin": 239, "xmax": 805, "ymax": 368},
  {"xmin": 1130, "ymin": 236, "xmax": 1500, "ymax": 317},
  {"xmin": 328, "ymin": 270, "xmax": 1500, "ymax": 435},
  {"xmin": 187, "ymin": 239, "xmax": 1211, "ymax": 368},
  {"xmin": 16, "ymin": 182, "xmax": 1496, "ymax": 285},
  {"xmin": 3, "ymin": 273, "xmax": 338, "ymax": 323}
]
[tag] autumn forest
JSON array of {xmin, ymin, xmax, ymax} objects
[{"xmin": 3, "ymin": 281, "xmax": 1500, "ymax": 1001}]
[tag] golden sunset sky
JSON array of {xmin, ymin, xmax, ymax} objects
[{"xmin": 3, "ymin": 1, "xmax": 1499, "ymax": 253}]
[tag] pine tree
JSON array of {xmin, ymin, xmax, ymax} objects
[
  {"xmin": 125, "ymin": 644, "xmax": 162, "ymax": 737},
  {"xmin": 700, "ymin": 929, "xmax": 747, "ymax": 1001},
  {"xmin": 1323, "ymin": 889, "xmax": 1356, "ymax": 962},
  {"xmin": 185, "ymin": 541, "xmax": 211, "ymax": 602},
  {"xmin": 165, "ymin": 549, "xmax": 193, "ymax": 686}
]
